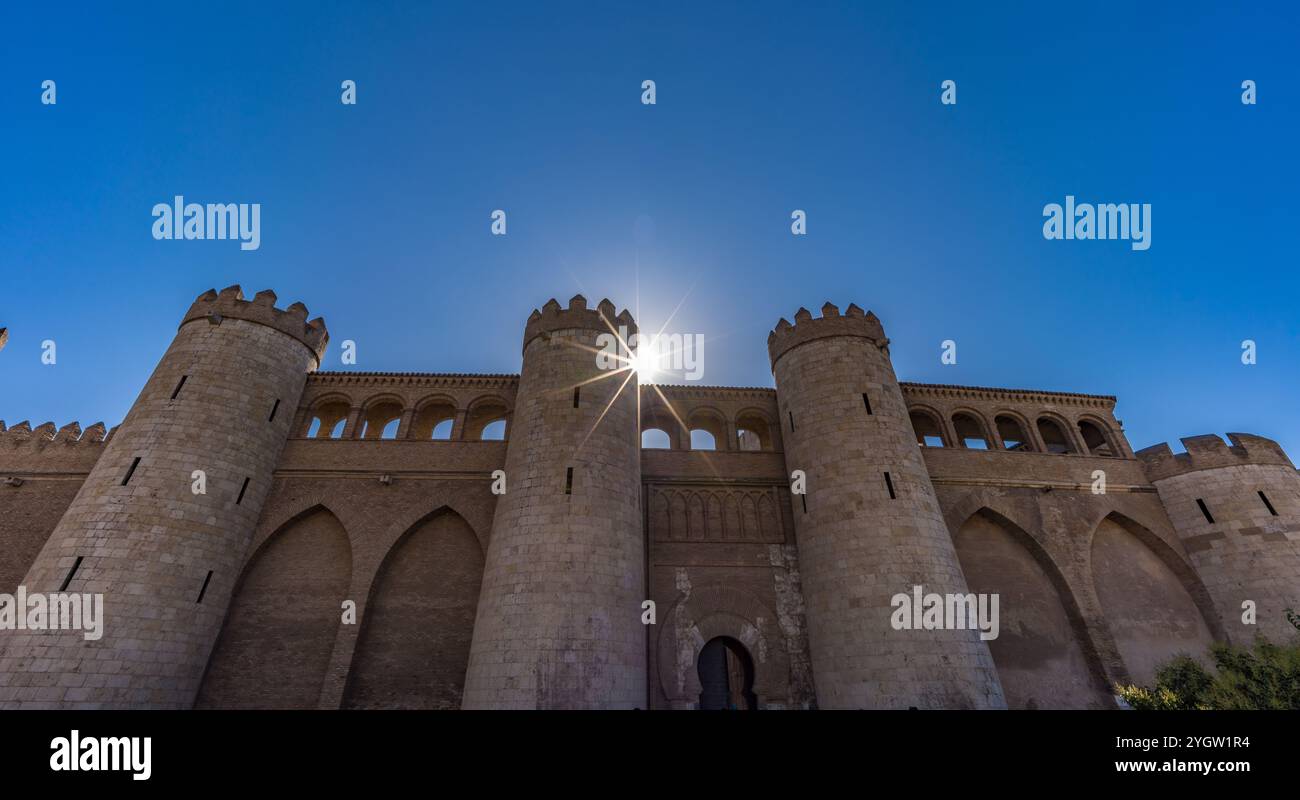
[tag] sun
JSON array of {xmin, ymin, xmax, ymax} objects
[{"xmin": 629, "ymin": 344, "xmax": 656, "ymax": 382}]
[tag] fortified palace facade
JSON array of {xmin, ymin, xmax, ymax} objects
[{"xmin": 0, "ymin": 287, "xmax": 1297, "ymax": 710}]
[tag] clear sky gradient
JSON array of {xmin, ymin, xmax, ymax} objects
[{"xmin": 2, "ymin": 2, "xmax": 1297, "ymax": 457}]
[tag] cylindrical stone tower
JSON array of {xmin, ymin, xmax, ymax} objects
[
  {"xmin": 0, "ymin": 286, "xmax": 327, "ymax": 709},
  {"xmin": 1138, "ymin": 433, "xmax": 1300, "ymax": 645},
  {"xmin": 462, "ymin": 295, "xmax": 646, "ymax": 709},
  {"xmin": 769, "ymin": 303, "xmax": 1005, "ymax": 709}
]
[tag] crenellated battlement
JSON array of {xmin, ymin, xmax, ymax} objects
[
  {"xmin": 767, "ymin": 302, "xmax": 887, "ymax": 369},
  {"xmin": 0, "ymin": 420, "xmax": 112, "ymax": 476},
  {"xmin": 0, "ymin": 420, "xmax": 111, "ymax": 445},
  {"xmin": 180, "ymin": 285, "xmax": 329, "ymax": 364},
  {"xmin": 1137, "ymin": 433, "xmax": 1294, "ymax": 482},
  {"xmin": 521, "ymin": 294, "xmax": 636, "ymax": 352}
]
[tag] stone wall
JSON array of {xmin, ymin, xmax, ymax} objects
[
  {"xmin": 4, "ymin": 290, "xmax": 1296, "ymax": 710},
  {"xmin": 769, "ymin": 304, "xmax": 1004, "ymax": 709},
  {"xmin": 0, "ymin": 287, "xmax": 326, "ymax": 709}
]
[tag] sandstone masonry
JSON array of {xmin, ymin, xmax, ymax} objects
[{"xmin": 0, "ymin": 290, "xmax": 1296, "ymax": 709}]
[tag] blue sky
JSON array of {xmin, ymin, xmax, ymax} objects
[{"xmin": 2, "ymin": 2, "xmax": 1297, "ymax": 457}]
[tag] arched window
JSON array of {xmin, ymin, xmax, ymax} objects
[
  {"xmin": 687, "ymin": 410, "xmax": 726, "ymax": 452},
  {"xmin": 735, "ymin": 412, "xmax": 773, "ymax": 452},
  {"xmin": 1037, "ymin": 417, "xmax": 1075, "ymax": 454},
  {"xmin": 690, "ymin": 429, "xmax": 717, "ymax": 451},
  {"xmin": 953, "ymin": 413, "xmax": 990, "ymax": 450},
  {"xmin": 996, "ymin": 415, "xmax": 1032, "ymax": 452},
  {"xmin": 306, "ymin": 400, "xmax": 350, "ymax": 440},
  {"xmin": 465, "ymin": 399, "xmax": 509, "ymax": 440},
  {"xmin": 411, "ymin": 400, "xmax": 456, "ymax": 440},
  {"xmin": 1078, "ymin": 420, "xmax": 1115, "ymax": 457},
  {"xmin": 479, "ymin": 419, "xmax": 507, "ymax": 440},
  {"xmin": 642, "ymin": 428, "xmax": 671, "ymax": 449},
  {"xmin": 910, "ymin": 410, "xmax": 946, "ymax": 447},
  {"xmin": 359, "ymin": 400, "xmax": 403, "ymax": 440}
]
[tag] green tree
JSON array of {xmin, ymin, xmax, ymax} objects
[{"xmin": 1115, "ymin": 637, "xmax": 1300, "ymax": 710}]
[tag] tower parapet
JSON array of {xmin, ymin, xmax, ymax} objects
[
  {"xmin": 1137, "ymin": 433, "xmax": 1292, "ymax": 482},
  {"xmin": 463, "ymin": 294, "xmax": 646, "ymax": 709},
  {"xmin": 0, "ymin": 286, "xmax": 327, "ymax": 709},
  {"xmin": 769, "ymin": 302, "xmax": 1005, "ymax": 709},
  {"xmin": 1140, "ymin": 433, "xmax": 1300, "ymax": 645},
  {"xmin": 181, "ymin": 286, "xmax": 328, "ymax": 365},
  {"xmin": 767, "ymin": 302, "xmax": 886, "ymax": 367},
  {"xmin": 521, "ymin": 294, "xmax": 637, "ymax": 353}
]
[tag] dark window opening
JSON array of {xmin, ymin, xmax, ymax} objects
[
  {"xmin": 800, "ymin": 493, "xmax": 807, "ymax": 514},
  {"xmin": 122, "ymin": 457, "xmax": 141, "ymax": 486},
  {"xmin": 565, "ymin": 467, "xmax": 573, "ymax": 495},
  {"xmin": 788, "ymin": 411, "xmax": 795, "ymax": 432},
  {"xmin": 196, "ymin": 570, "xmax": 214, "ymax": 603},
  {"xmin": 953, "ymin": 413, "xmax": 990, "ymax": 450},
  {"xmin": 862, "ymin": 393, "xmax": 873, "ymax": 414},
  {"xmin": 170, "ymin": 375, "xmax": 188, "ymax": 400},
  {"xmin": 1078, "ymin": 420, "xmax": 1115, "ymax": 457},
  {"xmin": 268, "ymin": 398, "xmax": 281, "ymax": 422},
  {"xmin": 996, "ymin": 415, "xmax": 1033, "ymax": 452},
  {"xmin": 884, "ymin": 471, "xmax": 896, "ymax": 499},
  {"xmin": 735, "ymin": 413, "xmax": 772, "ymax": 451},
  {"xmin": 1196, "ymin": 498, "xmax": 1215, "ymax": 524},
  {"xmin": 573, "ymin": 387, "xmax": 580, "ymax": 408},
  {"xmin": 59, "ymin": 556, "xmax": 84, "ymax": 592},
  {"xmin": 909, "ymin": 411, "xmax": 945, "ymax": 448},
  {"xmin": 1259, "ymin": 491, "xmax": 1278, "ymax": 516},
  {"xmin": 236, "ymin": 477, "xmax": 250, "ymax": 505},
  {"xmin": 1036, "ymin": 418, "xmax": 1075, "ymax": 454}
]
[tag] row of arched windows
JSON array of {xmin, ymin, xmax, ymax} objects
[
  {"xmin": 640, "ymin": 408, "xmax": 777, "ymax": 452},
  {"xmin": 299, "ymin": 395, "xmax": 510, "ymax": 441},
  {"xmin": 908, "ymin": 408, "xmax": 1119, "ymax": 457}
]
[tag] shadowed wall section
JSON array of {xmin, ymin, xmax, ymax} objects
[
  {"xmin": 195, "ymin": 507, "xmax": 351, "ymax": 708},
  {"xmin": 0, "ymin": 481, "xmax": 85, "ymax": 596},
  {"xmin": 1090, "ymin": 516, "xmax": 1217, "ymax": 685},
  {"xmin": 953, "ymin": 511, "xmax": 1111, "ymax": 709},
  {"xmin": 343, "ymin": 510, "xmax": 484, "ymax": 709}
]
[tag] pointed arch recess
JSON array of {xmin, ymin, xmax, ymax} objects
[
  {"xmin": 342, "ymin": 507, "xmax": 485, "ymax": 709},
  {"xmin": 196, "ymin": 505, "xmax": 352, "ymax": 709},
  {"xmin": 1089, "ymin": 511, "xmax": 1221, "ymax": 686},
  {"xmin": 952, "ymin": 507, "xmax": 1112, "ymax": 709}
]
